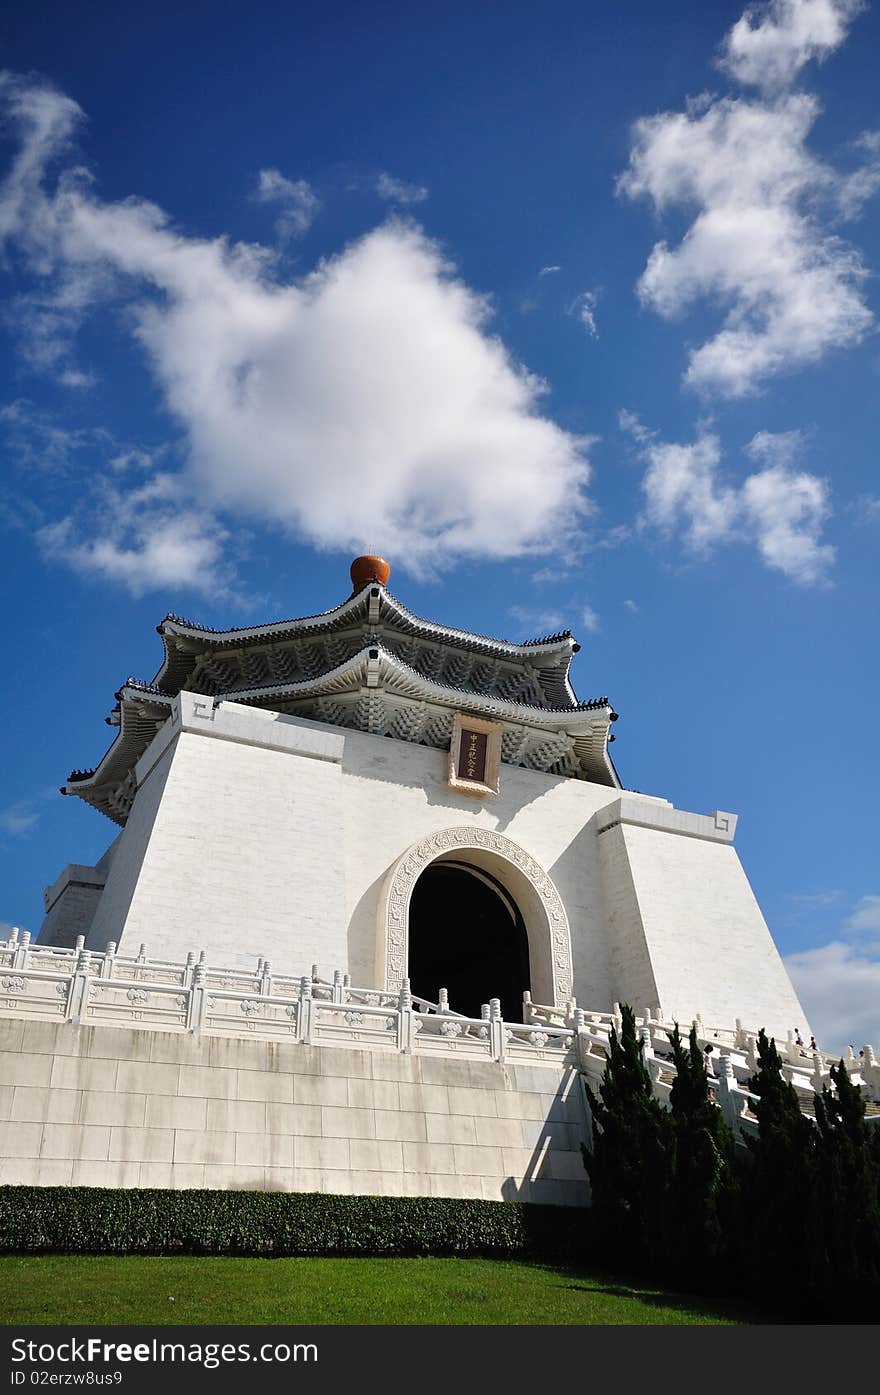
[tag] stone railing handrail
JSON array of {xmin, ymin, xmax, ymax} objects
[
  {"xmin": 0, "ymin": 940, "xmax": 575, "ymax": 1069},
  {"xmin": 2, "ymin": 932, "xmax": 877, "ymax": 1101}
]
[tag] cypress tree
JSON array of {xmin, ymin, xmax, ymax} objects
[
  {"xmin": 667, "ymin": 1024, "xmax": 737, "ymax": 1277},
  {"xmin": 743, "ymin": 1028, "xmax": 821, "ymax": 1294},
  {"xmin": 581, "ymin": 1004, "xmax": 673, "ymax": 1268},
  {"xmin": 813, "ymin": 1059, "xmax": 880, "ymax": 1299}
]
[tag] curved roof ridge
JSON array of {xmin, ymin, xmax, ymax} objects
[
  {"xmin": 157, "ymin": 587, "xmax": 368, "ymax": 639},
  {"xmin": 379, "ymin": 588, "xmax": 574, "ymax": 655},
  {"xmin": 119, "ymin": 645, "xmax": 613, "ymax": 717},
  {"xmin": 150, "ymin": 642, "xmax": 603, "ymax": 718},
  {"xmin": 157, "ymin": 585, "xmax": 576, "ymax": 658}
]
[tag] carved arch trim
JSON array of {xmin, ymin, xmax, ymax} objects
[{"xmin": 377, "ymin": 826, "xmax": 573, "ymax": 1007}]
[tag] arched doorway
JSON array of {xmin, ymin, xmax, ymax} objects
[
  {"xmin": 378, "ymin": 827, "xmax": 574, "ymax": 1009},
  {"xmin": 408, "ymin": 861, "xmax": 530, "ymax": 1020}
]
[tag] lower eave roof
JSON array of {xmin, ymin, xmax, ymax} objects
[{"xmin": 65, "ymin": 644, "xmax": 619, "ymax": 817}]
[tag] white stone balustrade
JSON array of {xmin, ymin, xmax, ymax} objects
[
  {"xmin": 1, "ymin": 933, "xmax": 877, "ymax": 1116},
  {"xmin": 0, "ymin": 936, "xmax": 578, "ymax": 1070}
]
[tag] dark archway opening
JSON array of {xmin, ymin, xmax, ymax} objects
[{"xmin": 408, "ymin": 861, "xmax": 531, "ymax": 1021}]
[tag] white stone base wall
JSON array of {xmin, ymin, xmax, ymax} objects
[{"xmin": 0, "ymin": 1019, "xmax": 588, "ymax": 1207}]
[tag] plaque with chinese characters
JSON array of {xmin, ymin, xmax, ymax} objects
[
  {"xmin": 459, "ymin": 727, "xmax": 488, "ymax": 784},
  {"xmin": 447, "ymin": 713, "xmax": 502, "ymax": 797}
]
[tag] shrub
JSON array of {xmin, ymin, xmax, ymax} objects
[{"xmin": 0, "ymin": 1187, "xmax": 590, "ymax": 1261}]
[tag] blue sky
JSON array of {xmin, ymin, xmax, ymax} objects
[{"xmin": 0, "ymin": 0, "xmax": 878, "ymax": 1053}]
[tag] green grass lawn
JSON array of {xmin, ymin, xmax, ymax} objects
[{"xmin": 0, "ymin": 1256, "xmax": 760, "ymax": 1325}]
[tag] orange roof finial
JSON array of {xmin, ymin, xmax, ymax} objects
[{"xmin": 350, "ymin": 553, "xmax": 391, "ymax": 593}]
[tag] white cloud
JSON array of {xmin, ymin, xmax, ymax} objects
[
  {"xmin": 640, "ymin": 432, "xmax": 739, "ymax": 550},
  {"xmin": 59, "ymin": 367, "xmax": 96, "ymax": 389},
  {"xmin": 569, "ymin": 290, "xmax": 599, "ymax": 339},
  {"xmin": 847, "ymin": 894, "xmax": 880, "ymax": 942},
  {"xmin": 719, "ymin": 0, "xmax": 864, "ymax": 91},
  {"xmin": 784, "ymin": 888, "xmax": 880, "ymax": 1055},
  {"xmin": 36, "ymin": 474, "xmax": 231, "ymax": 599},
  {"xmin": 0, "ymin": 404, "xmax": 213, "ymax": 596},
  {"xmin": 580, "ymin": 605, "xmax": 600, "ymax": 632},
  {"xmin": 617, "ymin": 408, "xmax": 655, "ymax": 445},
  {"xmin": 0, "ymin": 399, "xmax": 112, "ymax": 472},
  {"xmin": 0, "ymin": 72, "xmax": 81, "ymax": 241},
  {"xmin": 619, "ymin": 3, "xmax": 879, "ymax": 397},
  {"xmin": 254, "ymin": 168, "xmax": 319, "ymax": 241},
  {"xmin": 108, "ymin": 446, "xmax": 164, "ymax": 473},
  {"xmin": 508, "ymin": 605, "xmax": 566, "ymax": 635},
  {"xmin": 623, "ymin": 597, "xmax": 639, "ymax": 613},
  {"xmin": 786, "ymin": 888, "xmax": 842, "ymax": 909},
  {"xmin": 539, "ymin": 265, "xmax": 561, "ymax": 276},
  {"xmin": 375, "ymin": 172, "xmax": 428, "ymax": 205},
  {"xmin": 628, "ymin": 419, "xmax": 834, "ymax": 583},
  {"xmin": 741, "ymin": 445, "xmax": 834, "ymax": 584},
  {"xmin": 0, "ymin": 75, "xmax": 593, "ymax": 580},
  {"xmin": 0, "ymin": 802, "xmax": 39, "ymax": 836},
  {"xmin": 531, "ymin": 565, "xmax": 571, "ymax": 584},
  {"xmin": 785, "ymin": 941, "xmax": 880, "ymax": 1055}
]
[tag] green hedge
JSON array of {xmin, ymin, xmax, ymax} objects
[{"xmin": 0, "ymin": 1187, "xmax": 590, "ymax": 1259}]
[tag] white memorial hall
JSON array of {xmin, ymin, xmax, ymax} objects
[{"xmin": 0, "ymin": 555, "xmax": 819, "ymax": 1202}]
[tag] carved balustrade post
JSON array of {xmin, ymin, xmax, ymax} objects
[
  {"xmin": 612, "ymin": 1002, "xmax": 622, "ymax": 1038},
  {"xmin": 397, "ymin": 978, "xmax": 414, "ymax": 1055},
  {"xmin": 188, "ymin": 961, "xmax": 208, "ymax": 1034},
  {"xmin": 489, "ymin": 998, "xmax": 504, "ymax": 1062},
  {"xmin": 438, "ymin": 987, "xmax": 449, "ymax": 1014},
  {"xmin": 297, "ymin": 977, "xmax": 313, "ymax": 1044},
  {"xmin": 100, "ymin": 942, "xmax": 117, "ymax": 979},
  {"xmin": 333, "ymin": 970, "xmax": 344, "ymax": 1005},
  {"xmin": 573, "ymin": 1007, "xmax": 587, "ymax": 1071},
  {"xmin": 13, "ymin": 931, "xmax": 32, "ymax": 971},
  {"xmin": 715, "ymin": 1053, "xmax": 744, "ymax": 1138},
  {"xmin": 261, "ymin": 960, "xmax": 273, "ymax": 998},
  {"xmin": 70, "ymin": 948, "xmax": 92, "ymax": 1024}
]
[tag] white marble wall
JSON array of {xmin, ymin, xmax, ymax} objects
[
  {"xmin": 57, "ymin": 694, "xmax": 647, "ymax": 998},
  {"xmin": 597, "ymin": 816, "xmax": 809, "ymax": 1040},
  {"xmin": 40, "ymin": 692, "xmax": 808, "ymax": 1040},
  {"xmin": 0, "ymin": 1018, "xmax": 588, "ymax": 1206}
]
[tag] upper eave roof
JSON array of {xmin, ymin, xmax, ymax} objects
[{"xmin": 154, "ymin": 585, "xmax": 578, "ymax": 695}]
